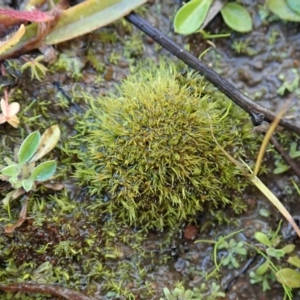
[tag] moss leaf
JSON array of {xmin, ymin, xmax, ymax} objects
[
  {"xmin": 221, "ymin": 2, "xmax": 252, "ymax": 33},
  {"xmin": 174, "ymin": 0, "xmax": 214, "ymax": 35}
]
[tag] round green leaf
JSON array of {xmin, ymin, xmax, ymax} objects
[
  {"xmin": 174, "ymin": 0, "xmax": 214, "ymax": 35},
  {"xmin": 221, "ymin": 2, "xmax": 252, "ymax": 33},
  {"xmin": 256, "ymin": 261, "xmax": 269, "ymax": 276},
  {"xmin": 254, "ymin": 232, "xmax": 271, "ymax": 247},
  {"xmin": 266, "ymin": 247, "xmax": 285, "ymax": 258},
  {"xmin": 288, "ymin": 256, "xmax": 300, "ymax": 268},
  {"xmin": 267, "ymin": 0, "xmax": 300, "ymax": 21},
  {"xmin": 276, "ymin": 268, "xmax": 300, "ymax": 288},
  {"xmin": 31, "ymin": 160, "xmax": 57, "ymax": 181},
  {"xmin": 22, "ymin": 178, "xmax": 34, "ymax": 192},
  {"xmin": 287, "ymin": 0, "xmax": 300, "ymax": 14},
  {"xmin": 1, "ymin": 164, "xmax": 20, "ymax": 177},
  {"xmin": 281, "ymin": 244, "xmax": 295, "ymax": 254},
  {"xmin": 18, "ymin": 131, "xmax": 41, "ymax": 165}
]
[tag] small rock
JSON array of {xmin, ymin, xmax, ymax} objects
[
  {"xmin": 183, "ymin": 224, "xmax": 198, "ymax": 240},
  {"xmin": 253, "ymin": 60, "xmax": 264, "ymax": 70}
]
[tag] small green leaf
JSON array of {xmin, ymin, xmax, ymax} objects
[
  {"xmin": 287, "ymin": 0, "xmax": 300, "ymax": 14},
  {"xmin": 1, "ymin": 164, "xmax": 20, "ymax": 176},
  {"xmin": 281, "ymin": 244, "xmax": 295, "ymax": 254},
  {"xmin": 289, "ymin": 142, "xmax": 300, "ymax": 159},
  {"xmin": 273, "ymin": 160, "xmax": 290, "ymax": 174},
  {"xmin": 22, "ymin": 178, "xmax": 34, "ymax": 192},
  {"xmin": 267, "ymin": 0, "xmax": 300, "ymax": 22},
  {"xmin": 266, "ymin": 247, "xmax": 285, "ymax": 258},
  {"xmin": 288, "ymin": 256, "xmax": 300, "ymax": 268},
  {"xmin": 163, "ymin": 287, "xmax": 171, "ymax": 297},
  {"xmin": 256, "ymin": 261, "xmax": 269, "ymax": 276},
  {"xmin": 222, "ymin": 255, "xmax": 231, "ymax": 266},
  {"xmin": 9, "ymin": 176, "xmax": 21, "ymax": 188},
  {"xmin": 254, "ymin": 232, "xmax": 271, "ymax": 247},
  {"xmin": 18, "ymin": 131, "xmax": 41, "ymax": 165},
  {"xmin": 258, "ymin": 208, "xmax": 270, "ymax": 218},
  {"xmin": 231, "ymin": 257, "xmax": 240, "ymax": 268},
  {"xmin": 174, "ymin": 0, "xmax": 214, "ymax": 35},
  {"xmin": 221, "ymin": 3, "xmax": 252, "ymax": 33},
  {"xmin": 276, "ymin": 268, "xmax": 300, "ymax": 288},
  {"xmin": 31, "ymin": 160, "xmax": 57, "ymax": 181}
]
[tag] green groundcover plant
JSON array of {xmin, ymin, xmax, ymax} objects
[
  {"xmin": 174, "ymin": 0, "xmax": 300, "ymax": 35},
  {"xmin": 68, "ymin": 58, "xmax": 257, "ymax": 231}
]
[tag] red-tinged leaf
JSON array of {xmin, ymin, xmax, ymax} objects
[
  {"xmin": 0, "ymin": 8, "xmax": 54, "ymax": 22},
  {"xmin": 5, "ymin": 199, "xmax": 28, "ymax": 233}
]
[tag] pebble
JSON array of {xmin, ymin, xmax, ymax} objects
[{"xmin": 183, "ymin": 224, "xmax": 198, "ymax": 240}]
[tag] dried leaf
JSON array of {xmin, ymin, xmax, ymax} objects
[
  {"xmin": 201, "ymin": 0, "xmax": 227, "ymax": 29},
  {"xmin": 30, "ymin": 125, "xmax": 60, "ymax": 162},
  {"xmin": 43, "ymin": 182, "xmax": 64, "ymax": 190},
  {"xmin": 5, "ymin": 199, "xmax": 28, "ymax": 233}
]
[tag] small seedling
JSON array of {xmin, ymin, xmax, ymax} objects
[
  {"xmin": 196, "ymin": 229, "xmax": 245, "ymax": 271},
  {"xmin": 217, "ymin": 237, "xmax": 247, "ymax": 269},
  {"xmin": 0, "ymin": 125, "xmax": 60, "ymax": 228},
  {"xmin": 274, "ymin": 142, "xmax": 300, "ymax": 174},
  {"xmin": 160, "ymin": 281, "xmax": 225, "ymax": 300},
  {"xmin": 249, "ymin": 261, "xmax": 275, "ymax": 292},
  {"xmin": 174, "ymin": 0, "xmax": 252, "ymax": 34},
  {"xmin": 248, "ymin": 224, "xmax": 298, "ymax": 298},
  {"xmin": 21, "ymin": 55, "xmax": 48, "ymax": 81}
]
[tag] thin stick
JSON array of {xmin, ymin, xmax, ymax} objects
[{"xmin": 125, "ymin": 12, "xmax": 300, "ymax": 135}]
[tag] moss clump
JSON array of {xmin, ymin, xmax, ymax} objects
[{"xmin": 70, "ymin": 59, "xmax": 254, "ymax": 231}]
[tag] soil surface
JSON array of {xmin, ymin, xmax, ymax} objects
[{"xmin": 1, "ymin": 1, "xmax": 300, "ymax": 300}]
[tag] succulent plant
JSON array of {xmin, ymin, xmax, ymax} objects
[{"xmin": 70, "ymin": 59, "xmax": 255, "ymax": 231}]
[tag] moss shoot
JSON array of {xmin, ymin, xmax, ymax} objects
[{"xmin": 70, "ymin": 59, "xmax": 255, "ymax": 231}]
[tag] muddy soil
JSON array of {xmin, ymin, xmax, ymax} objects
[{"xmin": 1, "ymin": 1, "xmax": 300, "ymax": 300}]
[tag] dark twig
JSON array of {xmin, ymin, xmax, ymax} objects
[
  {"xmin": 224, "ymin": 253, "xmax": 259, "ymax": 292},
  {"xmin": 125, "ymin": 12, "xmax": 300, "ymax": 135},
  {"xmin": 0, "ymin": 283, "xmax": 92, "ymax": 300},
  {"xmin": 270, "ymin": 136, "xmax": 300, "ymax": 179}
]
